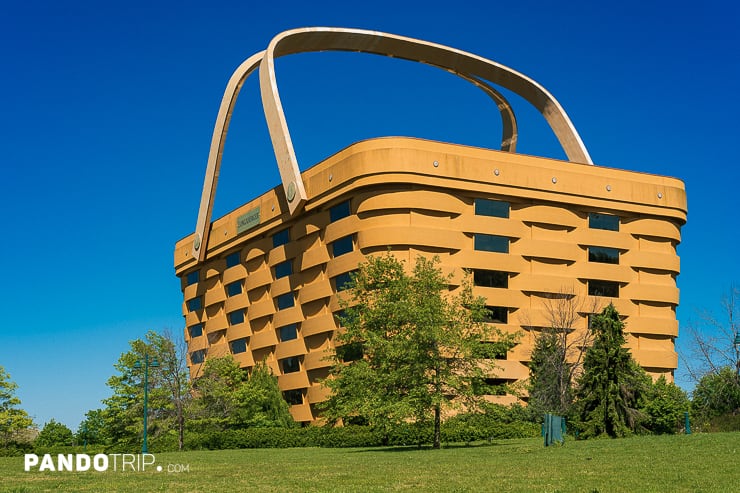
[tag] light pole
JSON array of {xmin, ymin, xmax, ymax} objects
[
  {"xmin": 134, "ymin": 353, "xmax": 159, "ymax": 453},
  {"xmin": 734, "ymin": 334, "xmax": 740, "ymax": 377}
]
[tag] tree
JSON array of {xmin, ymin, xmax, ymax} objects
[
  {"xmin": 35, "ymin": 419, "xmax": 74, "ymax": 447},
  {"xmin": 191, "ymin": 356, "xmax": 295, "ymax": 429},
  {"xmin": 102, "ymin": 330, "xmax": 191, "ymax": 451},
  {"xmin": 155, "ymin": 329, "xmax": 190, "ymax": 450},
  {"xmin": 640, "ymin": 376, "xmax": 690, "ymax": 434},
  {"xmin": 76, "ymin": 409, "xmax": 106, "ymax": 447},
  {"xmin": 526, "ymin": 289, "xmax": 599, "ymax": 419},
  {"xmin": 683, "ymin": 285, "xmax": 740, "ymax": 381},
  {"xmin": 322, "ymin": 253, "xmax": 518, "ymax": 449},
  {"xmin": 691, "ymin": 367, "xmax": 740, "ymax": 420},
  {"xmin": 682, "ymin": 285, "xmax": 740, "ymax": 424},
  {"xmin": 575, "ymin": 304, "xmax": 649, "ymax": 438},
  {"xmin": 0, "ymin": 365, "xmax": 34, "ymax": 448},
  {"xmin": 236, "ymin": 361, "xmax": 295, "ymax": 428}
]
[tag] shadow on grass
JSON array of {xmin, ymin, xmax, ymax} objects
[{"xmin": 350, "ymin": 440, "xmax": 525, "ymax": 453}]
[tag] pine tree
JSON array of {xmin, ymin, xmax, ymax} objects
[{"xmin": 575, "ymin": 304, "xmax": 649, "ymax": 438}]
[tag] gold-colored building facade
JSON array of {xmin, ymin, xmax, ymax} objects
[{"xmin": 175, "ymin": 137, "xmax": 686, "ymax": 424}]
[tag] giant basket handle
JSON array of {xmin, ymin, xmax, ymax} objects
[{"xmin": 193, "ymin": 27, "xmax": 592, "ymax": 261}]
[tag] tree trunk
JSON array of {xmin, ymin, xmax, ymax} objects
[
  {"xmin": 433, "ymin": 404, "xmax": 441, "ymax": 449},
  {"xmin": 178, "ymin": 405, "xmax": 184, "ymax": 451}
]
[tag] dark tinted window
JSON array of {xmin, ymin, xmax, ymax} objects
[
  {"xmin": 474, "ymin": 234, "xmax": 509, "ymax": 253},
  {"xmin": 190, "ymin": 350, "xmax": 205, "ymax": 364},
  {"xmin": 330, "ymin": 200, "xmax": 351, "ymax": 222},
  {"xmin": 473, "ymin": 270, "xmax": 508, "ymax": 288},
  {"xmin": 187, "ymin": 297, "xmax": 202, "ymax": 312},
  {"xmin": 188, "ymin": 324, "xmax": 203, "ymax": 338},
  {"xmin": 334, "ymin": 272, "xmax": 353, "ymax": 292},
  {"xmin": 332, "ymin": 235, "xmax": 353, "ymax": 257},
  {"xmin": 272, "ymin": 228, "xmax": 290, "ymax": 248},
  {"xmin": 277, "ymin": 293, "xmax": 295, "ymax": 310},
  {"xmin": 589, "ymin": 213, "xmax": 619, "ymax": 231},
  {"xmin": 283, "ymin": 389, "xmax": 303, "ymax": 405},
  {"xmin": 186, "ymin": 270, "xmax": 199, "ymax": 286},
  {"xmin": 588, "ymin": 246, "xmax": 619, "ymax": 264},
  {"xmin": 226, "ymin": 251, "xmax": 240, "ymax": 268},
  {"xmin": 228, "ymin": 310, "xmax": 244, "ymax": 325},
  {"xmin": 226, "ymin": 281, "xmax": 242, "ymax": 297},
  {"xmin": 279, "ymin": 324, "xmax": 298, "ymax": 341},
  {"xmin": 281, "ymin": 356, "xmax": 300, "ymax": 374},
  {"xmin": 475, "ymin": 199, "xmax": 510, "ymax": 218},
  {"xmin": 230, "ymin": 338, "xmax": 248, "ymax": 354},
  {"xmin": 588, "ymin": 280, "xmax": 619, "ymax": 297},
  {"xmin": 485, "ymin": 306, "xmax": 508, "ymax": 324},
  {"xmin": 275, "ymin": 260, "xmax": 292, "ymax": 279}
]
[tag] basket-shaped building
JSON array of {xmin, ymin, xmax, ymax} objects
[{"xmin": 174, "ymin": 28, "xmax": 686, "ymax": 424}]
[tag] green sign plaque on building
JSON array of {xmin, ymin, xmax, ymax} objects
[{"xmin": 236, "ymin": 206, "xmax": 260, "ymax": 234}]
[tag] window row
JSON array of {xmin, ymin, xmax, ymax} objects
[
  {"xmin": 183, "ymin": 207, "xmax": 619, "ymax": 286},
  {"xmin": 473, "ymin": 199, "xmax": 620, "ymax": 235},
  {"xmin": 188, "ymin": 320, "xmax": 299, "ymax": 343}
]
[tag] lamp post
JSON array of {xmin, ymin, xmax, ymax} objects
[
  {"xmin": 134, "ymin": 353, "xmax": 159, "ymax": 453},
  {"xmin": 734, "ymin": 334, "xmax": 740, "ymax": 377}
]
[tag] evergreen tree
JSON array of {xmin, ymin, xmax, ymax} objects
[
  {"xmin": 528, "ymin": 330, "xmax": 571, "ymax": 417},
  {"xmin": 575, "ymin": 304, "xmax": 649, "ymax": 438}
]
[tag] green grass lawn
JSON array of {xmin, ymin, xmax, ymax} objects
[{"xmin": 2, "ymin": 433, "xmax": 738, "ymax": 492}]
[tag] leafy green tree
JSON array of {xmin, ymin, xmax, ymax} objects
[
  {"xmin": 102, "ymin": 330, "xmax": 190, "ymax": 451},
  {"xmin": 691, "ymin": 366, "xmax": 740, "ymax": 419},
  {"xmin": 575, "ymin": 304, "xmax": 649, "ymax": 438},
  {"xmin": 35, "ymin": 419, "xmax": 74, "ymax": 447},
  {"xmin": 322, "ymin": 254, "xmax": 518, "ymax": 449},
  {"xmin": 191, "ymin": 357, "xmax": 295, "ymax": 429},
  {"xmin": 0, "ymin": 365, "xmax": 34, "ymax": 448},
  {"xmin": 191, "ymin": 355, "xmax": 246, "ymax": 429},
  {"xmin": 76, "ymin": 409, "xmax": 106, "ymax": 446},
  {"xmin": 641, "ymin": 376, "xmax": 690, "ymax": 434}
]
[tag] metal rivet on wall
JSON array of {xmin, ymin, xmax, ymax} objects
[
  {"xmin": 552, "ymin": 177, "xmax": 557, "ymax": 184},
  {"xmin": 606, "ymin": 185, "xmax": 612, "ymax": 192},
  {"xmin": 657, "ymin": 192, "xmax": 663, "ymax": 199},
  {"xmin": 433, "ymin": 161, "xmax": 439, "ymax": 167},
  {"xmin": 329, "ymin": 173, "xmax": 333, "ymax": 182},
  {"xmin": 494, "ymin": 169, "xmax": 500, "ymax": 176}
]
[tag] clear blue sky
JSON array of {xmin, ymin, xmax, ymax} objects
[{"xmin": 1, "ymin": 0, "xmax": 738, "ymax": 429}]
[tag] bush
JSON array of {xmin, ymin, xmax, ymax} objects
[
  {"xmin": 640, "ymin": 376, "xmax": 690, "ymax": 434},
  {"xmin": 181, "ymin": 405, "xmax": 539, "ymax": 450},
  {"xmin": 0, "ymin": 441, "xmax": 33, "ymax": 457}
]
